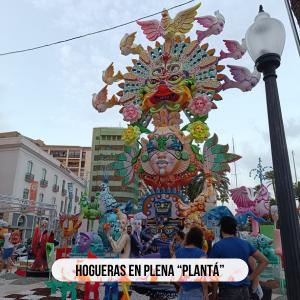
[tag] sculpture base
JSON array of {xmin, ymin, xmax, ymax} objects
[{"xmin": 26, "ymin": 269, "xmax": 50, "ymax": 278}]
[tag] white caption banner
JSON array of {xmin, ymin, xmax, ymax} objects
[{"xmin": 52, "ymin": 258, "xmax": 248, "ymax": 282}]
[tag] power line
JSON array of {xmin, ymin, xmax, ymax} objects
[{"xmin": 0, "ymin": 0, "xmax": 195, "ymax": 57}]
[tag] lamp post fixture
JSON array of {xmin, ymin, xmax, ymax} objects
[{"xmin": 246, "ymin": 5, "xmax": 300, "ymax": 297}]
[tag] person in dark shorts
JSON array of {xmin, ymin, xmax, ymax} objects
[{"xmin": 209, "ymin": 216, "xmax": 269, "ymax": 300}]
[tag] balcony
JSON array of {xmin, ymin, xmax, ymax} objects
[
  {"xmin": 68, "ymin": 154, "xmax": 80, "ymax": 158},
  {"xmin": 75, "ymin": 196, "xmax": 79, "ymax": 202},
  {"xmin": 40, "ymin": 179, "xmax": 48, "ymax": 188},
  {"xmin": 53, "ymin": 184, "xmax": 59, "ymax": 192},
  {"xmin": 68, "ymin": 163, "xmax": 79, "ymax": 168},
  {"xmin": 62, "ymin": 189, "xmax": 67, "ymax": 196},
  {"xmin": 25, "ymin": 173, "xmax": 34, "ymax": 182},
  {"xmin": 37, "ymin": 208, "xmax": 45, "ymax": 215}
]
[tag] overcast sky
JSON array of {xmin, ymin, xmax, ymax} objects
[{"xmin": 1, "ymin": 0, "xmax": 299, "ymax": 209}]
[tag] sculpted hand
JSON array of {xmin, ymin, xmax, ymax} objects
[{"xmin": 154, "ymin": 234, "xmax": 161, "ymax": 239}]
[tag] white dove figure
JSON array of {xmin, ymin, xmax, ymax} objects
[
  {"xmin": 222, "ymin": 65, "xmax": 261, "ymax": 92},
  {"xmin": 194, "ymin": 10, "xmax": 225, "ymax": 44},
  {"xmin": 102, "ymin": 63, "xmax": 123, "ymax": 85},
  {"xmin": 92, "ymin": 85, "xmax": 119, "ymax": 113},
  {"xmin": 120, "ymin": 32, "xmax": 145, "ymax": 56},
  {"xmin": 219, "ymin": 39, "xmax": 247, "ymax": 61},
  {"xmin": 136, "ymin": 2, "xmax": 201, "ymax": 41}
]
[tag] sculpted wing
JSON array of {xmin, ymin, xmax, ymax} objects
[
  {"xmin": 173, "ymin": 2, "xmax": 201, "ymax": 33},
  {"xmin": 93, "ymin": 85, "xmax": 108, "ymax": 106},
  {"xmin": 223, "ymin": 40, "xmax": 241, "ymax": 52},
  {"xmin": 136, "ymin": 19, "xmax": 162, "ymax": 41},
  {"xmin": 105, "ymin": 63, "xmax": 114, "ymax": 78},
  {"xmin": 229, "ymin": 186, "xmax": 254, "ymax": 208},
  {"xmin": 194, "ymin": 15, "xmax": 217, "ymax": 28},
  {"xmin": 107, "ymin": 94, "xmax": 119, "ymax": 107},
  {"xmin": 227, "ymin": 65, "xmax": 252, "ymax": 82},
  {"xmin": 124, "ymin": 32, "xmax": 137, "ymax": 48}
]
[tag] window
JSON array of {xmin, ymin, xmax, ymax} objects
[
  {"xmin": 39, "ymin": 194, "xmax": 44, "ymax": 202},
  {"xmin": 54, "ymin": 175, "xmax": 58, "ymax": 185},
  {"xmin": 112, "ymin": 136, "xmax": 116, "ymax": 141},
  {"xmin": 51, "ymin": 197, "xmax": 56, "ymax": 205},
  {"xmin": 81, "ymin": 161, "xmax": 85, "ymax": 168},
  {"xmin": 27, "ymin": 161, "xmax": 33, "ymax": 174},
  {"xmin": 75, "ymin": 188, "xmax": 78, "ymax": 197},
  {"xmin": 17, "ymin": 216, "xmax": 25, "ymax": 227},
  {"xmin": 23, "ymin": 189, "xmax": 29, "ymax": 199},
  {"xmin": 74, "ymin": 206, "xmax": 77, "ymax": 214},
  {"xmin": 101, "ymin": 135, "xmax": 106, "ymax": 140},
  {"xmin": 81, "ymin": 191, "xmax": 83, "ymax": 197},
  {"xmin": 62, "ymin": 180, "xmax": 65, "ymax": 190},
  {"xmin": 42, "ymin": 169, "xmax": 46, "ymax": 180},
  {"xmin": 69, "ymin": 151, "xmax": 80, "ymax": 158},
  {"xmin": 50, "ymin": 151, "xmax": 67, "ymax": 157},
  {"xmin": 117, "ymin": 136, "xmax": 122, "ymax": 141},
  {"xmin": 107, "ymin": 136, "xmax": 111, "ymax": 140},
  {"xmin": 82, "ymin": 152, "xmax": 86, "ymax": 159},
  {"xmin": 60, "ymin": 201, "xmax": 64, "ymax": 212}
]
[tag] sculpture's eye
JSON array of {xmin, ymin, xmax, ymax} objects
[
  {"xmin": 102, "ymin": 188, "xmax": 105, "ymax": 191},
  {"xmin": 152, "ymin": 67, "xmax": 164, "ymax": 76},
  {"xmin": 169, "ymin": 75, "xmax": 180, "ymax": 82},
  {"xmin": 150, "ymin": 79, "xmax": 158, "ymax": 85},
  {"xmin": 167, "ymin": 64, "xmax": 180, "ymax": 73}
]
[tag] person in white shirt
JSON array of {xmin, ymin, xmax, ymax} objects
[{"xmin": 0, "ymin": 227, "xmax": 14, "ymax": 273}]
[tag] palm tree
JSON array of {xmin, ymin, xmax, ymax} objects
[
  {"xmin": 294, "ymin": 182, "xmax": 300, "ymax": 206},
  {"xmin": 265, "ymin": 170, "xmax": 276, "ymax": 201},
  {"xmin": 185, "ymin": 170, "xmax": 205, "ymax": 202},
  {"xmin": 186, "ymin": 171, "xmax": 231, "ymax": 203},
  {"xmin": 289, "ymin": 0, "xmax": 300, "ymax": 28},
  {"xmin": 217, "ymin": 193, "xmax": 230, "ymax": 205},
  {"xmin": 215, "ymin": 173, "xmax": 230, "ymax": 199},
  {"xmin": 253, "ymin": 185, "xmax": 261, "ymax": 196}
]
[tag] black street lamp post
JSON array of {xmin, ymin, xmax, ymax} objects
[{"xmin": 246, "ymin": 6, "xmax": 300, "ymax": 298}]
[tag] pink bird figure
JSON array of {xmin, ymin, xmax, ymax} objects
[
  {"xmin": 194, "ymin": 10, "xmax": 225, "ymax": 44},
  {"xmin": 219, "ymin": 39, "xmax": 247, "ymax": 61},
  {"xmin": 229, "ymin": 185, "xmax": 271, "ymax": 217},
  {"xmin": 92, "ymin": 85, "xmax": 119, "ymax": 113},
  {"xmin": 222, "ymin": 65, "xmax": 261, "ymax": 92}
]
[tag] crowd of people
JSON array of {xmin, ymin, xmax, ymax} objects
[
  {"xmin": 126, "ymin": 216, "xmax": 269, "ymax": 300},
  {"xmin": 1, "ymin": 216, "xmax": 270, "ymax": 299}
]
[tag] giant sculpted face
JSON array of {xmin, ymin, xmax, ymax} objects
[
  {"xmin": 78, "ymin": 232, "xmax": 93, "ymax": 253},
  {"xmin": 141, "ymin": 53, "xmax": 194, "ymax": 112},
  {"xmin": 135, "ymin": 125, "xmax": 202, "ymax": 190}
]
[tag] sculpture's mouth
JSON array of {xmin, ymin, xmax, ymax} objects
[
  {"xmin": 151, "ymin": 93, "xmax": 180, "ymax": 104},
  {"xmin": 149, "ymin": 85, "xmax": 180, "ymax": 105}
]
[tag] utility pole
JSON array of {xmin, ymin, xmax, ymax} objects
[
  {"xmin": 284, "ymin": 0, "xmax": 300, "ymax": 57},
  {"xmin": 292, "ymin": 151, "xmax": 298, "ymax": 185}
]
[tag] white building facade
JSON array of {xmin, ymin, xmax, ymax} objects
[{"xmin": 0, "ymin": 136, "xmax": 85, "ymax": 241}]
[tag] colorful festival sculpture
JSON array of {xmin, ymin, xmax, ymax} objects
[
  {"xmin": 91, "ymin": 2, "xmax": 261, "ymax": 243},
  {"xmin": 8, "ymin": 229, "xmax": 21, "ymax": 245},
  {"xmin": 246, "ymin": 233, "xmax": 278, "ymax": 263},
  {"xmin": 230, "ymin": 184, "xmax": 271, "ymax": 233},
  {"xmin": 96, "ymin": 173, "xmax": 132, "ymax": 249},
  {"xmin": 31, "ymin": 220, "xmax": 54, "ymax": 271},
  {"xmin": 78, "ymin": 192, "xmax": 101, "ymax": 231},
  {"xmin": 70, "ymin": 231, "xmax": 104, "ymax": 257}
]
